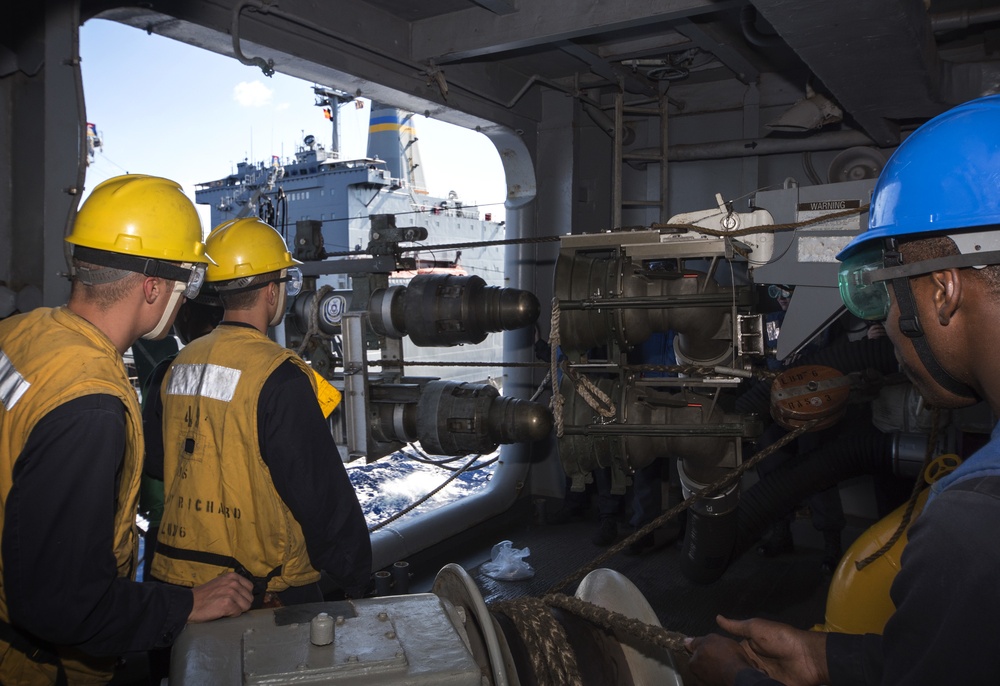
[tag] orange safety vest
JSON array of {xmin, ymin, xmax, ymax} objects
[
  {"xmin": 0, "ymin": 307, "xmax": 142, "ymax": 685},
  {"xmin": 152, "ymin": 325, "xmax": 322, "ymax": 594}
]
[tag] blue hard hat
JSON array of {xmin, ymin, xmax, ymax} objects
[{"xmin": 838, "ymin": 94, "xmax": 1000, "ymax": 260}]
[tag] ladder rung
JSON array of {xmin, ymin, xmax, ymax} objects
[
  {"xmin": 623, "ymin": 152, "xmax": 663, "ymax": 161},
  {"xmin": 623, "ymin": 106, "xmax": 660, "ymax": 116},
  {"xmin": 622, "ymin": 199, "xmax": 663, "ymax": 207}
]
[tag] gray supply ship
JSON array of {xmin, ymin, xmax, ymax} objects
[
  {"xmin": 11, "ymin": 4, "xmax": 1000, "ymax": 683},
  {"xmin": 194, "ymin": 87, "xmax": 507, "ymax": 384}
]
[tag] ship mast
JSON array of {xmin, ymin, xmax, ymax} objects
[{"xmin": 313, "ymin": 86, "xmax": 354, "ymax": 158}]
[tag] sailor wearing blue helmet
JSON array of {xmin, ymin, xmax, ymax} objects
[
  {"xmin": 687, "ymin": 94, "xmax": 1000, "ymax": 686},
  {"xmin": 837, "ymin": 95, "xmax": 1000, "ymax": 407}
]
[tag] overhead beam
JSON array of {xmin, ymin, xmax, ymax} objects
[
  {"xmin": 412, "ymin": 0, "xmax": 740, "ymax": 63},
  {"xmin": 596, "ymin": 32, "xmax": 694, "ymax": 61},
  {"xmin": 558, "ymin": 41, "xmax": 658, "ymax": 97},
  {"xmin": 469, "ymin": 0, "xmax": 518, "ymax": 16},
  {"xmin": 672, "ymin": 18, "xmax": 760, "ymax": 85},
  {"xmin": 99, "ymin": 1, "xmax": 541, "ymax": 133},
  {"xmin": 751, "ymin": 0, "xmax": 942, "ymax": 145}
]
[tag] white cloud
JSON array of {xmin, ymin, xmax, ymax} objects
[
  {"xmin": 275, "ymin": 102, "xmax": 290, "ymax": 111},
  {"xmin": 233, "ymin": 81, "xmax": 273, "ymax": 107}
]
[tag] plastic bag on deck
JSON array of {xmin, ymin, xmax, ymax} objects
[{"xmin": 480, "ymin": 540, "xmax": 535, "ymax": 580}]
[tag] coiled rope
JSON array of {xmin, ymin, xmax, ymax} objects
[
  {"xmin": 490, "ymin": 595, "xmax": 689, "ymax": 686},
  {"xmin": 490, "ymin": 596, "xmax": 583, "ymax": 685}
]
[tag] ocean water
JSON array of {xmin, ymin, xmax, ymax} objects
[
  {"xmin": 348, "ymin": 447, "xmax": 498, "ymax": 529},
  {"xmin": 136, "ymin": 448, "xmax": 496, "ymax": 580}
]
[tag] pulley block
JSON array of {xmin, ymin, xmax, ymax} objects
[{"xmin": 770, "ymin": 364, "xmax": 851, "ymax": 430}]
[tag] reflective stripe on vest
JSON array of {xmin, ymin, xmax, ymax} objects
[
  {"xmin": 166, "ymin": 363, "xmax": 242, "ymax": 402},
  {"xmin": 0, "ymin": 307, "xmax": 142, "ymax": 685},
  {"xmin": 0, "ymin": 351, "xmax": 30, "ymax": 411}
]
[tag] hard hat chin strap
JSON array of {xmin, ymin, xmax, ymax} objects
[
  {"xmin": 268, "ymin": 283, "xmax": 287, "ymax": 328},
  {"xmin": 142, "ymin": 280, "xmax": 185, "ymax": 341},
  {"xmin": 883, "ymin": 245, "xmax": 923, "ymax": 339},
  {"xmin": 885, "ymin": 244, "xmax": 978, "ymax": 401}
]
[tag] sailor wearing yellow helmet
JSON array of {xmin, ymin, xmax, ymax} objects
[
  {"xmin": 149, "ymin": 217, "xmax": 371, "ymax": 611},
  {"xmin": 0, "ymin": 174, "xmax": 253, "ymax": 685}
]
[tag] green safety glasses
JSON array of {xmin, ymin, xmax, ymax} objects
[
  {"xmin": 768, "ymin": 284, "xmax": 792, "ymax": 299},
  {"xmin": 838, "ymin": 239, "xmax": 1000, "ymax": 320},
  {"xmin": 838, "ymin": 244, "xmax": 892, "ymax": 321}
]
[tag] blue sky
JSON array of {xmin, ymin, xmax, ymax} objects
[{"xmin": 79, "ymin": 19, "xmax": 508, "ymax": 227}]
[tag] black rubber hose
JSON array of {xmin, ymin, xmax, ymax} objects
[
  {"xmin": 681, "ymin": 337, "xmax": 899, "ymax": 582},
  {"xmin": 681, "ymin": 412, "xmax": 895, "ymax": 583},
  {"xmin": 733, "ymin": 421, "xmax": 896, "ymax": 558},
  {"xmin": 798, "ymin": 336, "xmax": 899, "ymax": 376},
  {"xmin": 695, "ymin": 335, "xmax": 902, "ymax": 579},
  {"xmin": 681, "ymin": 508, "xmax": 739, "ymax": 584}
]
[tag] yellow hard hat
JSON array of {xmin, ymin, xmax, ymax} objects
[
  {"xmin": 67, "ymin": 174, "xmax": 210, "ymax": 264},
  {"xmin": 205, "ymin": 217, "xmax": 301, "ymax": 283}
]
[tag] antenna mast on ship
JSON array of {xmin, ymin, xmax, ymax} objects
[{"xmin": 313, "ymin": 86, "xmax": 354, "ymax": 158}]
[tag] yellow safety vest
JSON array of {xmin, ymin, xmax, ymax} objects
[
  {"xmin": 0, "ymin": 307, "xmax": 142, "ymax": 685},
  {"xmin": 152, "ymin": 325, "xmax": 322, "ymax": 593}
]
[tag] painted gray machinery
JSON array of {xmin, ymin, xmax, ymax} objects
[
  {"xmin": 283, "ymin": 213, "xmax": 552, "ymax": 463},
  {"xmin": 168, "ymin": 566, "xmax": 683, "ymax": 685},
  {"xmin": 552, "ymin": 178, "xmax": 876, "ymax": 582},
  {"xmin": 166, "ymin": 182, "xmax": 881, "ymax": 683}
]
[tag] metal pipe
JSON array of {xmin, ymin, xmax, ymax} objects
[
  {"xmin": 369, "ymin": 399, "xmax": 533, "ymax": 571},
  {"xmin": 931, "ymin": 7, "xmax": 1000, "ymax": 33},
  {"xmin": 230, "ymin": 1, "xmax": 275, "ymax": 76},
  {"xmin": 659, "ymin": 93, "xmax": 670, "ymax": 223},
  {"xmin": 662, "ymin": 129, "xmax": 877, "ymax": 162},
  {"xmin": 369, "ymin": 193, "xmax": 537, "ymax": 572},
  {"xmin": 740, "ymin": 5, "xmax": 784, "ymax": 49},
  {"xmin": 613, "ymin": 92, "xmax": 624, "ymax": 229},
  {"xmin": 341, "ymin": 313, "xmax": 369, "ymax": 461},
  {"xmin": 374, "ymin": 570, "xmax": 392, "ymax": 596},
  {"xmin": 391, "ymin": 560, "xmax": 411, "ymax": 594}
]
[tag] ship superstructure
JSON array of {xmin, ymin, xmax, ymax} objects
[
  {"xmin": 194, "ymin": 88, "xmax": 506, "ymax": 383},
  {"xmin": 14, "ymin": 6, "xmax": 1000, "ymax": 682}
]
